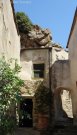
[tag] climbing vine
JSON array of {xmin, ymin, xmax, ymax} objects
[{"xmin": 35, "ymin": 83, "xmax": 50, "ymax": 114}]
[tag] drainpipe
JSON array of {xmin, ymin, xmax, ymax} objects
[
  {"xmin": 48, "ymin": 47, "xmax": 53, "ymax": 130},
  {"xmin": 48, "ymin": 48, "xmax": 52, "ymax": 95}
]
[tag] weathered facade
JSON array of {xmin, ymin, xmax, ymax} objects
[
  {"xmin": 51, "ymin": 47, "xmax": 72, "ymax": 121},
  {"xmin": 1, "ymin": 0, "xmax": 77, "ymax": 131},
  {"xmin": 67, "ymin": 8, "xmax": 77, "ymax": 125},
  {"xmin": 20, "ymin": 45, "xmax": 70, "ymax": 128},
  {"xmin": 0, "ymin": 0, "xmax": 20, "ymax": 61},
  {"xmin": 20, "ymin": 47, "xmax": 51, "ymax": 128}
]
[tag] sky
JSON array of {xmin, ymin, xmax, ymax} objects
[{"xmin": 14, "ymin": 0, "xmax": 77, "ymax": 48}]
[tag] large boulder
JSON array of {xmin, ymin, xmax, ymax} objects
[{"xmin": 21, "ymin": 25, "xmax": 52, "ymax": 49}]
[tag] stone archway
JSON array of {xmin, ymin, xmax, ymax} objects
[{"xmin": 54, "ymin": 87, "xmax": 73, "ymax": 122}]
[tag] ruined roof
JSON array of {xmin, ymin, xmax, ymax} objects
[
  {"xmin": 66, "ymin": 8, "xmax": 77, "ymax": 48},
  {"xmin": 10, "ymin": 0, "xmax": 19, "ymax": 35}
]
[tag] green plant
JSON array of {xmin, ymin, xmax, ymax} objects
[
  {"xmin": 0, "ymin": 57, "xmax": 24, "ymax": 135},
  {"xmin": 35, "ymin": 83, "xmax": 50, "ymax": 114},
  {"xmin": 16, "ymin": 12, "xmax": 33, "ymax": 34}
]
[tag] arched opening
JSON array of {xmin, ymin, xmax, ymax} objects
[{"xmin": 54, "ymin": 87, "xmax": 73, "ymax": 123}]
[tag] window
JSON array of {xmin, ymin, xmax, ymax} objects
[
  {"xmin": 33, "ymin": 64, "xmax": 44, "ymax": 78},
  {"xmin": 76, "ymin": 81, "xmax": 77, "ymax": 87}
]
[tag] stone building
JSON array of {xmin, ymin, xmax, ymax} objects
[
  {"xmin": 0, "ymin": 0, "xmax": 70, "ymax": 127},
  {"xmin": 0, "ymin": 0, "xmax": 20, "ymax": 61},
  {"xmin": 1, "ymin": 0, "xmax": 77, "ymax": 131},
  {"xmin": 66, "ymin": 8, "xmax": 77, "ymax": 125},
  {"xmin": 19, "ymin": 42, "xmax": 70, "ymax": 128}
]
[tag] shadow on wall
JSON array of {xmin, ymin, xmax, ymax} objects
[
  {"xmin": 45, "ymin": 59, "xmax": 70, "ymax": 93},
  {"xmin": 49, "ymin": 59, "xmax": 73, "ymax": 123},
  {"xmin": 51, "ymin": 60, "xmax": 70, "ymax": 91}
]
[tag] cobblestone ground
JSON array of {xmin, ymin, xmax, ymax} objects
[
  {"xmin": 14, "ymin": 122, "xmax": 77, "ymax": 135},
  {"xmin": 52, "ymin": 126, "xmax": 77, "ymax": 135},
  {"xmin": 40, "ymin": 120, "xmax": 77, "ymax": 135},
  {"xmin": 15, "ymin": 128, "xmax": 40, "ymax": 135},
  {"xmin": 40, "ymin": 126, "xmax": 77, "ymax": 135},
  {"xmin": 14, "ymin": 126, "xmax": 77, "ymax": 135}
]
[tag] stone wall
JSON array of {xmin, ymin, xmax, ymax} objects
[
  {"xmin": 68, "ymin": 17, "xmax": 77, "ymax": 124},
  {"xmin": 51, "ymin": 47, "xmax": 70, "ymax": 91},
  {"xmin": 51, "ymin": 47, "xmax": 72, "ymax": 121},
  {"xmin": 20, "ymin": 48, "xmax": 51, "ymax": 88},
  {"xmin": 20, "ymin": 46, "xmax": 69, "ymax": 127},
  {"xmin": 52, "ymin": 60, "xmax": 70, "ymax": 91},
  {"xmin": 0, "ymin": 0, "xmax": 20, "ymax": 62},
  {"xmin": 20, "ymin": 47, "xmax": 68, "ymax": 86},
  {"xmin": 52, "ymin": 47, "xmax": 68, "ymax": 64}
]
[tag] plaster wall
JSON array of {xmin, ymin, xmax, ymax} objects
[
  {"xmin": 52, "ymin": 47, "xmax": 68, "ymax": 64},
  {"xmin": 51, "ymin": 47, "xmax": 69, "ymax": 91},
  {"xmin": 52, "ymin": 60, "xmax": 70, "ymax": 91},
  {"xmin": 51, "ymin": 47, "xmax": 72, "ymax": 121},
  {"xmin": 20, "ymin": 47, "xmax": 70, "ymax": 124},
  {"xmin": 52, "ymin": 60, "xmax": 72, "ymax": 120},
  {"xmin": 0, "ymin": 0, "xmax": 20, "ymax": 62},
  {"xmin": 20, "ymin": 47, "xmax": 69, "ymax": 88},
  {"xmin": 20, "ymin": 49, "xmax": 51, "ymax": 87},
  {"xmin": 68, "ymin": 20, "xmax": 77, "ymax": 121}
]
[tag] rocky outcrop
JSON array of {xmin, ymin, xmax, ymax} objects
[{"xmin": 21, "ymin": 25, "xmax": 52, "ymax": 49}]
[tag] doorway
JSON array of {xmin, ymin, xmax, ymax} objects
[
  {"xmin": 19, "ymin": 99, "xmax": 33, "ymax": 127},
  {"xmin": 54, "ymin": 88, "xmax": 73, "ymax": 122}
]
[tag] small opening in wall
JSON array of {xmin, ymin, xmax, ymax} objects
[
  {"xmin": 9, "ymin": 41, "xmax": 11, "ymax": 44},
  {"xmin": 33, "ymin": 63, "xmax": 45, "ymax": 78},
  {"xmin": 76, "ymin": 81, "xmax": 77, "ymax": 87}
]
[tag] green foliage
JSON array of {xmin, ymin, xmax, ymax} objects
[
  {"xmin": 35, "ymin": 83, "xmax": 50, "ymax": 114},
  {"xmin": 0, "ymin": 57, "xmax": 24, "ymax": 135},
  {"xmin": 16, "ymin": 12, "xmax": 33, "ymax": 34}
]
